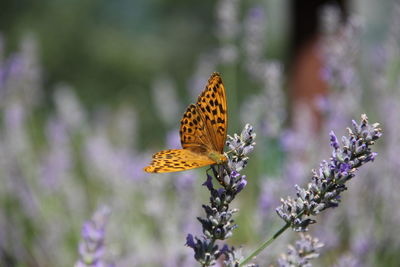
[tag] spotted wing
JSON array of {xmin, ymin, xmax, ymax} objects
[
  {"xmin": 194, "ymin": 72, "xmax": 227, "ymax": 153},
  {"xmin": 180, "ymin": 72, "xmax": 228, "ymax": 154},
  {"xmin": 144, "ymin": 149, "xmax": 215, "ymax": 173},
  {"xmin": 180, "ymin": 104, "xmax": 214, "ymax": 154}
]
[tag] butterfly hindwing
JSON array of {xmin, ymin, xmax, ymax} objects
[
  {"xmin": 180, "ymin": 104, "xmax": 214, "ymax": 154},
  {"xmin": 144, "ymin": 149, "xmax": 215, "ymax": 173}
]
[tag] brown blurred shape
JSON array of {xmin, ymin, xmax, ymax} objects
[{"xmin": 288, "ymin": 0, "xmax": 347, "ymax": 131}]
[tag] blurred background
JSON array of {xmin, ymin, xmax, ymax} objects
[{"xmin": 0, "ymin": 0, "xmax": 399, "ymax": 266}]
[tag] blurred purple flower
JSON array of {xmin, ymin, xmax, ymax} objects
[
  {"xmin": 75, "ymin": 205, "xmax": 113, "ymax": 267},
  {"xmin": 166, "ymin": 129, "xmax": 181, "ymax": 149},
  {"xmin": 40, "ymin": 117, "xmax": 71, "ymax": 189},
  {"xmin": 319, "ymin": 7, "xmax": 362, "ymax": 95},
  {"xmin": 277, "ymin": 234, "xmax": 324, "ymax": 267},
  {"xmin": 319, "ymin": 4, "xmax": 341, "ymax": 35},
  {"xmin": 279, "ymin": 118, "xmax": 317, "ymax": 186},
  {"xmin": 151, "ymin": 76, "xmax": 180, "ymax": 127},
  {"xmin": 85, "ymin": 132, "xmax": 146, "ymax": 181},
  {"xmin": 215, "ymin": 0, "xmax": 239, "ymax": 63},
  {"xmin": 0, "ymin": 36, "xmax": 42, "ymax": 109},
  {"xmin": 258, "ymin": 178, "xmax": 286, "ymax": 219},
  {"xmin": 54, "ymin": 86, "xmax": 87, "ymax": 132},
  {"xmin": 332, "ymin": 254, "xmax": 361, "ymax": 267},
  {"xmin": 243, "ymin": 6, "xmax": 267, "ymax": 78},
  {"xmin": 188, "ymin": 53, "xmax": 218, "ymax": 100},
  {"xmin": 215, "ymin": 0, "xmax": 239, "ymax": 41},
  {"xmin": 174, "ymin": 172, "xmax": 195, "ymax": 193},
  {"xmin": 4, "ymin": 101, "xmax": 26, "ymax": 134},
  {"xmin": 314, "ymin": 95, "xmax": 330, "ymax": 114}
]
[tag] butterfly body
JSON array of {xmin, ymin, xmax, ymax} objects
[
  {"xmin": 207, "ymin": 151, "xmax": 227, "ymax": 164},
  {"xmin": 144, "ymin": 72, "xmax": 228, "ymax": 173}
]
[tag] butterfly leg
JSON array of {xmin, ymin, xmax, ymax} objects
[
  {"xmin": 206, "ymin": 165, "xmax": 220, "ymax": 185},
  {"xmin": 205, "ymin": 166, "xmax": 223, "ymax": 187},
  {"xmin": 207, "ymin": 164, "xmax": 231, "ymax": 187},
  {"xmin": 206, "ymin": 166, "xmax": 213, "ymax": 177}
]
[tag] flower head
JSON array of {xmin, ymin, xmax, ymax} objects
[
  {"xmin": 277, "ymin": 234, "xmax": 324, "ymax": 267},
  {"xmin": 276, "ymin": 115, "xmax": 382, "ymax": 231},
  {"xmin": 186, "ymin": 124, "xmax": 256, "ymax": 266}
]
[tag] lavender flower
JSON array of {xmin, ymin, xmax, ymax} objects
[
  {"xmin": 222, "ymin": 247, "xmax": 258, "ymax": 267},
  {"xmin": 332, "ymin": 254, "xmax": 361, "ymax": 267},
  {"xmin": 320, "ymin": 7, "xmax": 362, "ymax": 91},
  {"xmin": 186, "ymin": 124, "xmax": 256, "ymax": 266},
  {"xmin": 277, "ymin": 234, "xmax": 324, "ymax": 267},
  {"xmin": 276, "ymin": 114, "xmax": 382, "ymax": 231},
  {"xmin": 243, "ymin": 6, "xmax": 268, "ymax": 78},
  {"xmin": 215, "ymin": 0, "xmax": 240, "ymax": 64},
  {"xmin": 241, "ymin": 62, "xmax": 286, "ymax": 138},
  {"xmin": 241, "ymin": 5, "xmax": 286, "ymax": 138},
  {"xmin": 151, "ymin": 75, "xmax": 180, "ymax": 127},
  {"xmin": 0, "ymin": 35, "xmax": 42, "ymax": 109},
  {"xmin": 189, "ymin": 53, "xmax": 218, "ymax": 100},
  {"xmin": 319, "ymin": 5, "xmax": 363, "ymax": 133},
  {"xmin": 75, "ymin": 206, "xmax": 113, "ymax": 267},
  {"xmin": 40, "ymin": 117, "xmax": 71, "ymax": 190},
  {"xmin": 319, "ymin": 4, "xmax": 341, "ymax": 35},
  {"xmin": 54, "ymin": 85, "xmax": 87, "ymax": 132},
  {"xmin": 226, "ymin": 124, "xmax": 256, "ymax": 172}
]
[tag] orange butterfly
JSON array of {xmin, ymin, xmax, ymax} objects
[{"xmin": 144, "ymin": 72, "xmax": 228, "ymax": 173}]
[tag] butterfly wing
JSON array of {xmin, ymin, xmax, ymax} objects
[
  {"xmin": 144, "ymin": 149, "xmax": 215, "ymax": 173},
  {"xmin": 180, "ymin": 72, "xmax": 228, "ymax": 153},
  {"xmin": 195, "ymin": 72, "xmax": 227, "ymax": 153},
  {"xmin": 180, "ymin": 104, "xmax": 214, "ymax": 154}
]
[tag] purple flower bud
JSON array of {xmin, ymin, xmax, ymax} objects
[
  {"xmin": 330, "ymin": 131, "xmax": 340, "ymax": 150},
  {"xmin": 219, "ymin": 244, "xmax": 230, "ymax": 254},
  {"xmin": 217, "ymin": 188, "xmax": 225, "ymax": 196},
  {"xmin": 339, "ymin": 162, "xmax": 351, "ymax": 173},
  {"xmin": 366, "ymin": 152, "xmax": 378, "ymax": 162},
  {"xmin": 202, "ymin": 174, "xmax": 214, "ymax": 191},
  {"xmin": 185, "ymin": 234, "xmax": 196, "ymax": 249},
  {"xmin": 236, "ymin": 177, "xmax": 247, "ymax": 193}
]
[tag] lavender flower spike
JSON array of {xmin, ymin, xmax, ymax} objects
[
  {"xmin": 277, "ymin": 234, "xmax": 324, "ymax": 267},
  {"xmin": 75, "ymin": 205, "xmax": 113, "ymax": 267},
  {"xmin": 276, "ymin": 114, "xmax": 382, "ymax": 231},
  {"xmin": 186, "ymin": 124, "xmax": 257, "ymax": 266},
  {"xmin": 226, "ymin": 124, "xmax": 256, "ymax": 173}
]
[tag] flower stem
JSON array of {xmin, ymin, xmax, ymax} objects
[{"xmin": 239, "ymin": 222, "xmax": 291, "ymax": 266}]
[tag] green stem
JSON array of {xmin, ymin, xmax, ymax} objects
[
  {"xmin": 239, "ymin": 222, "xmax": 291, "ymax": 266},
  {"xmin": 239, "ymin": 170, "xmax": 340, "ymax": 266}
]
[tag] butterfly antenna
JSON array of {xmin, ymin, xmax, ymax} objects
[
  {"xmin": 224, "ymin": 143, "xmax": 242, "ymax": 155},
  {"xmin": 206, "ymin": 166, "xmax": 213, "ymax": 177}
]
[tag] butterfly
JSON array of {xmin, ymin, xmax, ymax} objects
[{"xmin": 144, "ymin": 72, "xmax": 228, "ymax": 173}]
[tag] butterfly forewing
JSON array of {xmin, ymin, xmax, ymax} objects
[
  {"xmin": 144, "ymin": 149, "xmax": 214, "ymax": 173},
  {"xmin": 195, "ymin": 73, "xmax": 227, "ymax": 153}
]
